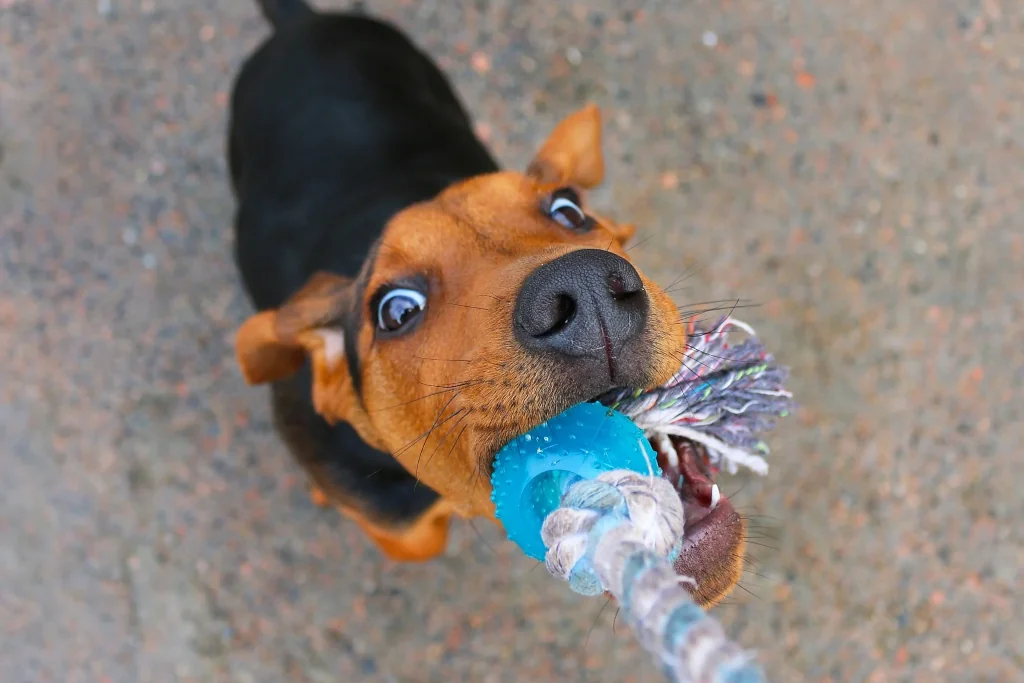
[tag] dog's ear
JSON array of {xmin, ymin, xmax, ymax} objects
[
  {"xmin": 527, "ymin": 103, "xmax": 605, "ymax": 189},
  {"xmin": 235, "ymin": 272, "xmax": 352, "ymax": 386},
  {"xmin": 235, "ymin": 271, "xmax": 380, "ymax": 443}
]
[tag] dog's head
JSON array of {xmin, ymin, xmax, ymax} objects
[{"xmin": 236, "ymin": 105, "xmax": 745, "ymax": 606}]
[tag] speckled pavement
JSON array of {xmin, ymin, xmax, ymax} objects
[{"xmin": 2, "ymin": 1, "xmax": 1022, "ymax": 681}]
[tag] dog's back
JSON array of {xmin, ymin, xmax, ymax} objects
[{"xmin": 229, "ymin": 0, "xmax": 497, "ymax": 311}]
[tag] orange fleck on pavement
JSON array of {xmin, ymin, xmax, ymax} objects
[
  {"xmin": 796, "ymin": 71, "xmax": 816, "ymax": 89},
  {"xmin": 471, "ymin": 52, "xmax": 491, "ymax": 74}
]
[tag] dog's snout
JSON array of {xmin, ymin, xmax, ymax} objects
[{"xmin": 513, "ymin": 249, "xmax": 649, "ymax": 373}]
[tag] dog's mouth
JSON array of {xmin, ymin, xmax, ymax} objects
[
  {"xmin": 484, "ymin": 388, "xmax": 744, "ymax": 606},
  {"xmin": 652, "ymin": 433, "xmax": 727, "ymax": 533},
  {"xmin": 650, "ymin": 433, "xmax": 742, "ymax": 585}
]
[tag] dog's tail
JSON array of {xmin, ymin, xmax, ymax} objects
[{"xmin": 256, "ymin": 0, "xmax": 315, "ymax": 29}]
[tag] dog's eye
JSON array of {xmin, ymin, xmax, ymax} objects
[
  {"xmin": 377, "ymin": 288, "xmax": 427, "ymax": 333},
  {"xmin": 547, "ymin": 188, "xmax": 592, "ymax": 231}
]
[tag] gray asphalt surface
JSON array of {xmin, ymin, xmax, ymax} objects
[{"xmin": 2, "ymin": 1, "xmax": 1022, "ymax": 681}]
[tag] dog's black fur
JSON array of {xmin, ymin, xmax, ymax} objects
[{"xmin": 229, "ymin": 0, "xmax": 498, "ymax": 525}]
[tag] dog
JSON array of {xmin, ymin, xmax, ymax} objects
[{"xmin": 230, "ymin": 0, "xmax": 746, "ymax": 607}]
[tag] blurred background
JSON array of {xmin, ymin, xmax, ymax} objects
[{"xmin": 2, "ymin": 1, "xmax": 1022, "ymax": 681}]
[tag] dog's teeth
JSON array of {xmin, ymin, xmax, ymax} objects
[
  {"xmin": 654, "ymin": 433, "xmax": 677, "ymax": 468},
  {"xmin": 709, "ymin": 484, "xmax": 721, "ymax": 510}
]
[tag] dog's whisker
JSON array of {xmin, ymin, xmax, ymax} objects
[
  {"xmin": 445, "ymin": 419, "xmax": 472, "ymax": 464},
  {"xmin": 413, "ymin": 392, "xmax": 463, "ymax": 479},
  {"xmin": 424, "ymin": 418, "xmax": 472, "ymax": 485},
  {"xmin": 413, "ymin": 356, "xmax": 507, "ymax": 370},
  {"xmin": 649, "ymin": 340, "xmax": 717, "ymax": 373},
  {"xmin": 367, "ymin": 385, "xmax": 473, "ymax": 413},
  {"xmin": 465, "ymin": 518, "xmax": 497, "ymax": 556},
  {"xmin": 420, "ymin": 409, "xmax": 473, "ymax": 477},
  {"xmin": 676, "ymin": 300, "xmax": 750, "ymax": 319},
  {"xmin": 731, "ymin": 581, "xmax": 764, "ymax": 602},
  {"xmin": 662, "ymin": 268, "xmax": 713, "ymax": 295},
  {"xmin": 624, "ymin": 234, "xmax": 655, "ymax": 252},
  {"xmin": 676, "ymin": 298, "xmax": 756, "ymax": 310},
  {"xmin": 742, "ymin": 540, "xmax": 779, "ymax": 551},
  {"xmin": 657, "ymin": 340, "xmax": 718, "ymax": 369},
  {"xmin": 392, "ymin": 406, "xmax": 465, "ymax": 460},
  {"xmin": 724, "ymin": 480, "xmax": 752, "ymax": 500},
  {"xmin": 415, "ymin": 378, "xmax": 488, "ymax": 391},
  {"xmin": 661, "ymin": 268, "xmax": 700, "ymax": 292},
  {"xmin": 582, "ymin": 597, "xmax": 613, "ymax": 652},
  {"xmin": 739, "ymin": 567, "xmax": 774, "ymax": 582},
  {"xmin": 470, "ymin": 293, "xmax": 506, "ymax": 303},
  {"xmin": 442, "ymin": 302, "xmax": 493, "ymax": 312},
  {"xmin": 684, "ymin": 299, "xmax": 751, "ymax": 326},
  {"xmin": 743, "ymin": 552, "xmax": 763, "ymax": 569},
  {"xmin": 677, "ymin": 305, "xmax": 761, "ymax": 322},
  {"xmin": 679, "ymin": 344, "xmax": 747, "ymax": 364},
  {"xmin": 738, "ymin": 512, "xmax": 782, "ymax": 522}
]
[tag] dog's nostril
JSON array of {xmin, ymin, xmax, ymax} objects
[
  {"xmin": 537, "ymin": 294, "xmax": 577, "ymax": 337},
  {"xmin": 607, "ymin": 272, "xmax": 642, "ymax": 301},
  {"xmin": 607, "ymin": 273, "xmax": 626, "ymax": 295}
]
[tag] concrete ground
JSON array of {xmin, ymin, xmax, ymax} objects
[{"xmin": 2, "ymin": 0, "xmax": 1022, "ymax": 681}]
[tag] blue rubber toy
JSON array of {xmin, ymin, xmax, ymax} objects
[{"xmin": 490, "ymin": 401, "xmax": 661, "ymax": 561}]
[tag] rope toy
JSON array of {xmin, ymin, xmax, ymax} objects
[{"xmin": 490, "ymin": 317, "xmax": 795, "ymax": 683}]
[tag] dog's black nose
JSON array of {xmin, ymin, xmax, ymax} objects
[{"xmin": 513, "ymin": 249, "xmax": 649, "ymax": 379}]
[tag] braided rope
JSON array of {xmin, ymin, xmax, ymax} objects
[
  {"xmin": 603, "ymin": 317, "xmax": 795, "ymax": 476},
  {"xmin": 542, "ymin": 471, "xmax": 766, "ymax": 683}
]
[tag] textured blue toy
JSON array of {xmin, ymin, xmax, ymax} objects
[{"xmin": 491, "ymin": 401, "xmax": 659, "ymax": 561}]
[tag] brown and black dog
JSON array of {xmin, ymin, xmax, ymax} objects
[{"xmin": 230, "ymin": 0, "xmax": 745, "ymax": 606}]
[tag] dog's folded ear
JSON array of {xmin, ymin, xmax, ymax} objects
[
  {"xmin": 527, "ymin": 103, "xmax": 605, "ymax": 189},
  {"xmin": 234, "ymin": 311, "xmax": 308, "ymax": 385},
  {"xmin": 235, "ymin": 272, "xmax": 352, "ymax": 386},
  {"xmin": 235, "ymin": 271, "xmax": 383, "ymax": 448}
]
